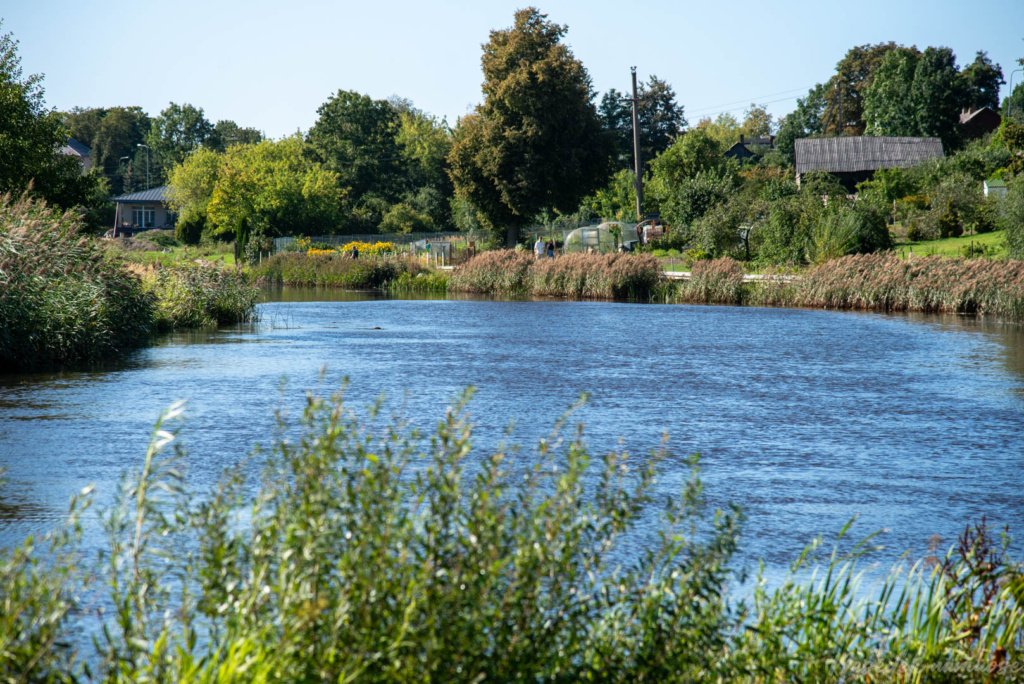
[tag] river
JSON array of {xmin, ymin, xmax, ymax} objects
[{"xmin": 1, "ymin": 290, "xmax": 1023, "ymax": 577}]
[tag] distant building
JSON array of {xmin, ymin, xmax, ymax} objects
[
  {"xmin": 984, "ymin": 178, "xmax": 1008, "ymax": 199},
  {"xmin": 959, "ymin": 107, "xmax": 1001, "ymax": 140},
  {"xmin": 110, "ymin": 185, "xmax": 174, "ymax": 236},
  {"xmin": 794, "ymin": 136, "xmax": 945, "ymax": 192},
  {"xmin": 724, "ymin": 134, "xmax": 775, "ymax": 161},
  {"xmin": 59, "ymin": 137, "xmax": 92, "ymax": 170}
]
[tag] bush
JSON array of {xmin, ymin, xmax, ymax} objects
[
  {"xmin": 174, "ymin": 215, "xmax": 204, "ymax": 245},
  {"xmin": 0, "ymin": 194, "xmax": 154, "ymax": 369}
]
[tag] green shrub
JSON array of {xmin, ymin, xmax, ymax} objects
[
  {"xmin": 999, "ymin": 176, "xmax": 1024, "ymax": 259},
  {"xmin": 253, "ymin": 252, "xmax": 418, "ymax": 289}
]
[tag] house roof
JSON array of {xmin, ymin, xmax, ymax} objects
[
  {"xmin": 111, "ymin": 185, "xmax": 169, "ymax": 203},
  {"xmin": 795, "ymin": 136, "xmax": 944, "ymax": 175},
  {"xmin": 60, "ymin": 137, "xmax": 91, "ymax": 158}
]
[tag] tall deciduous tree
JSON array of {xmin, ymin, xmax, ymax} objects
[
  {"xmin": 775, "ymin": 84, "xmax": 828, "ymax": 162},
  {"xmin": 64, "ymin": 106, "xmax": 150, "ymax": 194},
  {"xmin": 448, "ymin": 8, "xmax": 610, "ymax": 246},
  {"xmin": 863, "ymin": 47, "xmax": 921, "ymax": 137},
  {"xmin": 822, "ymin": 42, "xmax": 901, "ymax": 135},
  {"xmin": 307, "ymin": 90, "xmax": 404, "ymax": 203},
  {"xmin": 209, "ymin": 119, "xmax": 263, "ymax": 150},
  {"xmin": 910, "ymin": 47, "xmax": 965, "ymax": 148}
]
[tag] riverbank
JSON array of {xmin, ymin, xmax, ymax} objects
[
  {"xmin": 2, "ymin": 391, "xmax": 1021, "ymax": 681},
  {"xmin": 0, "ymin": 195, "xmax": 258, "ymax": 371}
]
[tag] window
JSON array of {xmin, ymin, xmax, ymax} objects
[{"xmin": 132, "ymin": 207, "xmax": 156, "ymax": 227}]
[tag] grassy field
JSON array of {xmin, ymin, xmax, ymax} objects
[
  {"xmin": 123, "ymin": 244, "xmax": 237, "ymax": 266},
  {"xmin": 894, "ymin": 229, "xmax": 1008, "ymax": 259}
]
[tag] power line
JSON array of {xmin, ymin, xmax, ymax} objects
[{"xmin": 687, "ymin": 85, "xmax": 814, "ymax": 116}]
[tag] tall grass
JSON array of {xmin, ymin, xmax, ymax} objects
[
  {"xmin": 790, "ymin": 254, "xmax": 1024, "ymax": 319},
  {"xmin": 0, "ymin": 194, "xmax": 154, "ymax": 370},
  {"xmin": 674, "ymin": 257, "xmax": 746, "ymax": 305},
  {"xmin": 1, "ymin": 394, "xmax": 1021, "ymax": 681},
  {"xmin": 254, "ymin": 252, "xmax": 422, "ymax": 289},
  {"xmin": 449, "ymin": 250, "xmax": 662, "ymax": 300},
  {"xmin": 132, "ymin": 262, "xmax": 260, "ymax": 330}
]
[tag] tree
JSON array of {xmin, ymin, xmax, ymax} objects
[
  {"xmin": 863, "ymin": 47, "xmax": 920, "ymax": 137},
  {"xmin": 0, "ymin": 25, "xmax": 103, "ymax": 210},
  {"xmin": 209, "ymin": 119, "xmax": 263, "ymax": 150},
  {"xmin": 694, "ymin": 113, "xmax": 741, "ymax": 148},
  {"xmin": 910, "ymin": 47, "xmax": 966, "ymax": 149},
  {"xmin": 960, "ymin": 51, "xmax": 1004, "ymax": 111},
  {"xmin": 821, "ymin": 42, "xmax": 901, "ymax": 135},
  {"xmin": 600, "ymin": 75, "xmax": 686, "ymax": 169},
  {"xmin": 775, "ymin": 84, "xmax": 827, "ymax": 162},
  {"xmin": 146, "ymin": 102, "xmax": 214, "ymax": 184},
  {"xmin": 64, "ymin": 106, "xmax": 150, "ymax": 195},
  {"xmin": 308, "ymin": 90, "xmax": 404, "ymax": 203},
  {"xmin": 740, "ymin": 104, "xmax": 774, "ymax": 139},
  {"xmin": 448, "ymin": 8, "xmax": 610, "ymax": 246}
]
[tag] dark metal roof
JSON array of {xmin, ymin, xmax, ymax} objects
[
  {"xmin": 111, "ymin": 185, "xmax": 169, "ymax": 203},
  {"xmin": 60, "ymin": 137, "xmax": 91, "ymax": 158},
  {"xmin": 794, "ymin": 136, "xmax": 944, "ymax": 175}
]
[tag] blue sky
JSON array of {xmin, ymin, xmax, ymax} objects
[{"xmin": 3, "ymin": 0, "xmax": 1023, "ymax": 137}]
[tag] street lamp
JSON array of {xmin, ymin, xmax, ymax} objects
[
  {"xmin": 1008, "ymin": 68, "xmax": 1023, "ymax": 121},
  {"xmin": 136, "ymin": 143, "xmax": 150, "ymax": 189}
]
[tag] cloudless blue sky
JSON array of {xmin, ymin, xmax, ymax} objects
[{"xmin": 3, "ymin": 0, "xmax": 1023, "ymax": 137}]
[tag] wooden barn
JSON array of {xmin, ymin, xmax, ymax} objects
[{"xmin": 794, "ymin": 136, "xmax": 944, "ymax": 193}]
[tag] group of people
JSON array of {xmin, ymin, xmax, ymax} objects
[{"xmin": 533, "ymin": 237, "xmax": 556, "ymax": 259}]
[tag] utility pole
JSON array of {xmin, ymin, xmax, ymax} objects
[{"xmin": 629, "ymin": 67, "xmax": 644, "ymax": 222}]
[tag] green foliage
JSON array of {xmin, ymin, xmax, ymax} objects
[
  {"xmin": 63, "ymin": 106, "xmax": 151, "ymax": 195},
  {"xmin": 208, "ymin": 118, "xmax": 263, "ymax": 150},
  {"xmin": 254, "ymin": 252, "xmax": 418, "ymax": 289},
  {"xmin": 379, "ymin": 201, "xmax": 433, "ymax": 234},
  {"xmin": 139, "ymin": 262, "xmax": 258, "ymax": 330},
  {"xmin": 999, "ymin": 175, "xmax": 1024, "ymax": 258},
  {"xmin": 584, "ymin": 168, "xmax": 638, "ymax": 222},
  {"xmin": 656, "ymin": 169, "xmax": 733, "ymax": 231},
  {"xmin": 960, "ymin": 50, "xmax": 1004, "ymax": 111},
  {"xmin": 308, "ymin": 90, "xmax": 404, "ymax": 202},
  {"xmin": 168, "ymin": 136, "xmax": 345, "ymax": 248},
  {"xmin": 0, "ymin": 194, "xmax": 154, "ymax": 370},
  {"xmin": 863, "ymin": 47, "xmax": 921, "ymax": 137},
  {"xmin": 448, "ymin": 8, "xmax": 611, "ymax": 246},
  {"xmin": 145, "ymin": 102, "xmax": 214, "ymax": 183},
  {"xmin": 2, "ymin": 385, "xmax": 1024, "ymax": 679},
  {"xmin": 599, "ymin": 74, "xmax": 687, "ymax": 169},
  {"xmin": 0, "ymin": 25, "xmax": 106, "ymax": 211},
  {"xmin": 648, "ymin": 128, "xmax": 725, "ymax": 191}
]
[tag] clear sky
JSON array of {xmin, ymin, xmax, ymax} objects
[{"xmin": 3, "ymin": 0, "xmax": 1023, "ymax": 137}]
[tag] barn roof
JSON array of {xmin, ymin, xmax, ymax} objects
[{"xmin": 794, "ymin": 136, "xmax": 944, "ymax": 175}]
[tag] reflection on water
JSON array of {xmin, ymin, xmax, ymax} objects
[{"xmin": 1, "ymin": 292, "xmax": 1022, "ymax": 579}]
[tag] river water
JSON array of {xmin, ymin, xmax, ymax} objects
[{"xmin": 1, "ymin": 290, "xmax": 1022, "ymax": 577}]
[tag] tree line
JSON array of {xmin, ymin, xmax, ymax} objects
[{"xmin": 2, "ymin": 11, "xmax": 1023, "ymax": 257}]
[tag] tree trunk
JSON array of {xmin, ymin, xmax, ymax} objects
[{"xmin": 505, "ymin": 223, "xmax": 520, "ymax": 248}]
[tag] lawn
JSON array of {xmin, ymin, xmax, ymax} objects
[{"xmin": 894, "ymin": 229, "xmax": 1008, "ymax": 259}]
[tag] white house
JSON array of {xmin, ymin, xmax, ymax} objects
[{"xmin": 110, "ymin": 185, "xmax": 174, "ymax": 236}]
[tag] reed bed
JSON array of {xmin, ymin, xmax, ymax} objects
[
  {"xmin": 1, "ymin": 394, "xmax": 1021, "ymax": 681},
  {"xmin": 133, "ymin": 262, "xmax": 260, "ymax": 331},
  {"xmin": 674, "ymin": 257, "xmax": 746, "ymax": 305},
  {"xmin": 254, "ymin": 251, "xmax": 421, "ymax": 289},
  {"xmin": 0, "ymin": 194, "xmax": 153, "ymax": 370},
  {"xmin": 450, "ymin": 250, "xmax": 662, "ymax": 300},
  {"xmin": 792, "ymin": 253, "xmax": 1024, "ymax": 319},
  {"xmin": 668, "ymin": 255, "xmax": 1024, "ymax": 320}
]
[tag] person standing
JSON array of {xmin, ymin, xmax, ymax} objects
[{"xmin": 534, "ymin": 236, "xmax": 545, "ymax": 259}]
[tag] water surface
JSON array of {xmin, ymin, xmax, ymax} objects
[{"xmin": 1, "ymin": 292, "xmax": 1022, "ymax": 575}]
